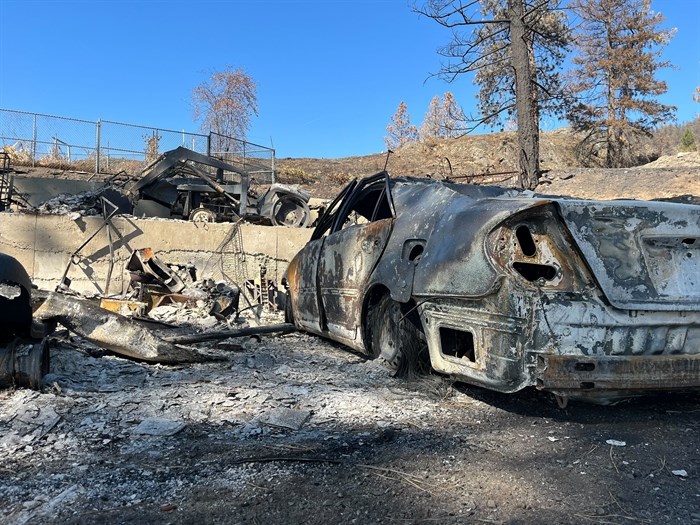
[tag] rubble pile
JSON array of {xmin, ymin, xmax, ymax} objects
[
  {"xmin": 138, "ymin": 278, "xmax": 245, "ymax": 331},
  {"xmin": 35, "ymin": 190, "xmax": 110, "ymax": 217},
  {"xmin": 27, "ymin": 186, "xmax": 131, "ymax": 219}
]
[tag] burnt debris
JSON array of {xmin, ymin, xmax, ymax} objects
[{"xmin": 0, "ymin": 253, "xmax": 33, "ymax": 343}]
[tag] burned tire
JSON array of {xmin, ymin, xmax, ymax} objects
[
  {"xmin": 271, "ymin": 196, "xmax": 310, "ymax": 228},
  {"xmin": 368, "ymin": 295, "xmax": 429, "ymax": 377},
  {"xmin": 189, "ymin": 207, "xmax": 216, "ymax": 223}
]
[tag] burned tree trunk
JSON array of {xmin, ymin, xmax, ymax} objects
[{"xmin": 509, "ymin": 0, "xmax": 540, "ymax": 190}]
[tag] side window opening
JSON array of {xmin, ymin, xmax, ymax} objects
[
  {"xmin": 310, "ymin": 179, "xmax": 357, "ymax": 241},
  {"xmin": 331, "ymin": 173, "xmax": 394, "ymax": 234}
]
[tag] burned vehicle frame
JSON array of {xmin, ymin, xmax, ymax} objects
[
  {"xmin": 284, "ymin": 172, "xmax": 700, "ymax": 404},
  {"xmin": 128, "ymin": 147, "xmax": 311, "ymax": 227}
]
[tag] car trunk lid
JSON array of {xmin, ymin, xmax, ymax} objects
[{"xmin": 557, "ymin": 199, "xmax": 700, "ymax": 311}]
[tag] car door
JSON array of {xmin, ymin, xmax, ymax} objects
[
  {"xmin": 293, "ymin": 180, "xmax": 356, "ymax": 334},
  {"xmin": 316, "ymin": 174, "xmax": 395, "ymax": 342}
]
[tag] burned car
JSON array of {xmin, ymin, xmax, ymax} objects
[
  {"xmin": 284, "ymin": 172, "xmax": 700, "ymax": 404},
  {"xmin": 128, "ymin": 147, "xmax": 311, "ymax": 227}
]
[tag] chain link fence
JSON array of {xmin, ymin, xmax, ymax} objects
[
  {"xmin": 0, "ymin": 110, "xmax": 97, "ymax": 172},
  {"xmin": 209, "ymin": 132, "xmax": 276, "ymax": 183},
  {"xmin": 0, "ymin": 109, "xmax": 275, "ymax": 182}
]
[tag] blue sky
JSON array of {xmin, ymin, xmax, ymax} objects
[{"xmin": 0, "ymin": 0, "xmax": 698, "ymax": 158}]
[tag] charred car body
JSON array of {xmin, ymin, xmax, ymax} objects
[
  {"xmin": 284, "ymin": 172, "xmax": 700, "ymax": 403},
  {"xmin": 128, "ymin": 147, "xmax": 311, "ymax": 227}
]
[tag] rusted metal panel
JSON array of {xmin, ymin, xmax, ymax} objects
[
  {"xmin": 540, "ymin": 298, "xmax": 700, "ymax": 357},
  {"xmin": 318, "ymin": 219, "xmax": 392, "ymax": 341},
  {"xmin": 409, "ymin": 187, "xmax": 540, "ymax": 299},
  {"xmin": 537, "ymin": 353, "xmax": 700, "ymax": 391},
  {"xmin": 127, "ymin": 248, "xmax": 185, "ymax": 293},
  {"xmin": 99, "ymin": 298, "xmax": 148, "ymax": 316},
  {"xmin": 419, "ymin": 294, "xmax": 532, "ymax": 393},
  {"xmin": 487, "ymin": 205, "xmax": 592, "ymax": 293},
  {"xmin": 289, "ymin": 238, "xmax": 324, "ymax": 334},
  {"xmin": 34, "ymin": 293, "xmax": 208, "ymax": 364}
]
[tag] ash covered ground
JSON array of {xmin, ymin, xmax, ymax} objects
[{"xmin": 1, "ymin": 305, "xmax": 700, "ymax": 525}]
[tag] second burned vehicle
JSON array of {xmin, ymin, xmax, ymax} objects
[
  {"xmin": 284, "ymin": 172, "xmax": 700, "ymax": 404},
  {"xmin": 128, "ymin": 147, "xmax": 311, "ymax": 227}
]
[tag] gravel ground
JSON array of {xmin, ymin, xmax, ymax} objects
[{"xmin": 1, "ymin": 308, "xmax": 700, "ymax": 525}]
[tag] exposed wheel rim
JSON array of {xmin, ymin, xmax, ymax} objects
[
  {"xmin": 369, "ymin": 295, "xmax": 430, "ymax": 377},
  {"xmin": 272, "ymin": 197, "xmax": 310, "ymax": 227},
  {"xmin": 375, "ymin": 299, "xmax": 401, "ymax": 366},
  {"xmin": 190, "ymin": 209, "xmax": 215, "ymax": 223}
]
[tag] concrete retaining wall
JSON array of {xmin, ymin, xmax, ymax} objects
[{"xmin": 0, "ymin": 212, "xmax": 312, "ymax": 294}]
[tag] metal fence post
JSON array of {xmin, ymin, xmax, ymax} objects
[
  {"xmin": 95, "ymin": 119, "xmax": 101, "ymax": 174},
  {"xmin": 32, "ymin": 114, "xmax": 37, "ymax": 167},
  {"xmin": 207, "ymin": 133, "xmax": 211, "ymax": 156},
  {"xmin": 271, "ymin": 149, "xmax": 276, "ymax": 184}
]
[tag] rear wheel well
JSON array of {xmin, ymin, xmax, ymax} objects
[
  {"xmin": 363, "ymin": 287, "xmax": 429, "ymax": 377},
  {"xmin": 362, "ymin": 285, "xmax": 391, "ymax": 355}
]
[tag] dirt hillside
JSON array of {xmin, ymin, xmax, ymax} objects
[{"xmin": 276, "ymin": 130, "xmax": 698, "ymax": 201}]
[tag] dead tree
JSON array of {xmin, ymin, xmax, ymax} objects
[
  {"xmin": 193, "ymin": 67, "xmax": 258, "ymax": 154},
  {"xmin": 417, "ymin": 0, "xmax": 569, "ymax": 189},
  {"xmin": 385, "ymin": 101, "xmax": 419, "ymax": 149},
  {"xmin": 420, "ymin": 92, "xmax": 466, "ymax": 140}
]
